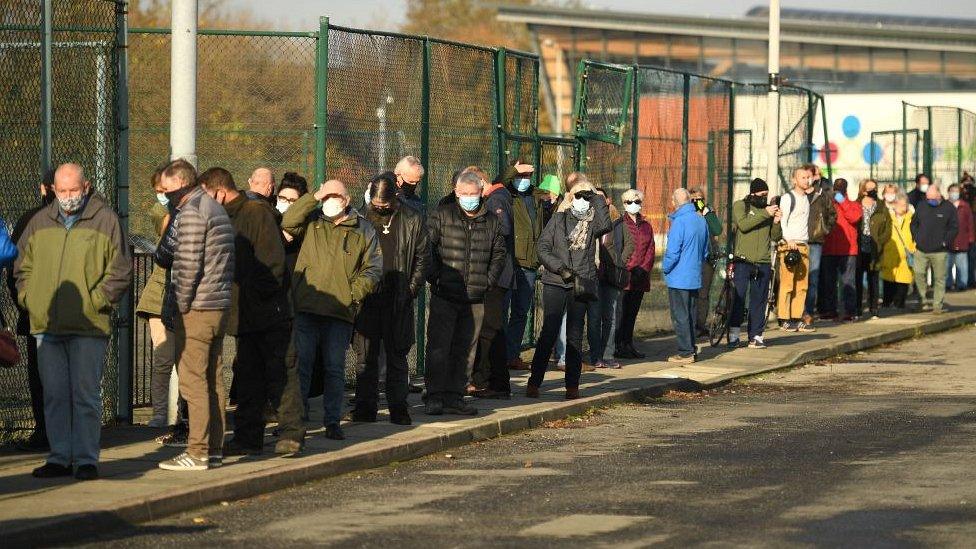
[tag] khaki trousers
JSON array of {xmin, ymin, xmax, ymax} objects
[
  {"xmin": 777, "ymin": 243, "xmax": 809, "ymax": 322},
  {"xmin": 174, "ymin": 309, "xmax": 228, "ymax": 459}
]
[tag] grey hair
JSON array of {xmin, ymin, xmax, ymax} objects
[
  {"xmin": 455, "ymin": 171, "xmax": 483, "ymax": 190},
  {"xmin": 621, "ymin": 188, "xmax": 643, "ymax": 203},
  {"xmin": 395, "ymin": 156, "xmax": 425, "ymax": 178},
  {"xmin": 672, "ymin": 187, "xmax": 690, "ymax": 206}
]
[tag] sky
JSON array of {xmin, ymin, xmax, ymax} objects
[{"xmin": 225, "ymin": 0, "xmax": 976, "ymax": 31}]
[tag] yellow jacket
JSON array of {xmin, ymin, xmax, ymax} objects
[{"xmin": 880, "ymin": 211, "xmax": 916, "ymax": 284}]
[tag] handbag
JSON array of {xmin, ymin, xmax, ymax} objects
[
  {"xmin": 0, "ymin": 330, "xmax": 21, "ymax": 368},
  {"xmin": 573, "ymin": 276, "xmax": 598, "ymax": 302},
  {"xmin": 893, "ymin": 220, "xmax": 914, "ymax": 269}
]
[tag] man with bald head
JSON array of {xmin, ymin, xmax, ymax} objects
[
  {"xmin": 247, "ymin": 167, "xmax": 275, "ymax": 204},
  {"xmin": 15, "ymin": 163, "xmax": 132, "ymax": 480},
  {"xmin": 282, "ymin": 179, "xmax": 382, "ymax": 440},
  {"xmin": 393, "ymin": 156, "xmax": 425, "ymax": 214},
  {"xmin": 662, "ymin": 187, "xmax": 709, "ymax": 363}
]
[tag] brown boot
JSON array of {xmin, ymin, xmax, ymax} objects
[
  {"xmin": 565, "ymin": 387, "xmax": 580, "ymax": 400},
  {"xmin": 526, "ymin": 384, "xmax": 540, "ymax": 398}
]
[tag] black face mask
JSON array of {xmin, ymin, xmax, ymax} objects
[
  {"xmin": 400, "ymin": 184, "xmax": 417, "ymax": 197},
  {"xmin": 164, "ymin": 184, "xmax": 196, "ymax": 212},
  {"xmin": 866, "ymin": 190, "xmax": 878, "ymax": 199},
  {"xmin": 372, "ymin": 204, "xmax": 395, "ymax": 217},
  {"xmin": 747, "ymin": 194, "xmax": 768, "ymax": 208}
]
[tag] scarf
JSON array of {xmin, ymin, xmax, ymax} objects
[
  {"xmin": 862, "ymin": 202, "xmax": 876, "ymax": 236},
  {"xmin": 567, "ymin": 206, "xmax": 594, "ymax": 251}
]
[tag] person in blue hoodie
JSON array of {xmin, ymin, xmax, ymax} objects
[{"xmin": 662, "ymin": 187, "xmax": 710, "ymax": 364}]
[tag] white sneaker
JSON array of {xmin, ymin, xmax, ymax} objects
[
  {"xmin": 159, "ymin": 452, "xmax": 208, "ymax": 471},
  {"xmin": 748, "ymin": 337, "xmax": 767, "ymax": 349}
]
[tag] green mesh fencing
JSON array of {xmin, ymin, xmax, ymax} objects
[
  {"xmin": 870, "ymin": 129, "xmax": 920, "ymax": 188},
  {"xmin": 904, "ymin": 102, "xmax": 976, "ymax": 187},
  {"xmin": 0, "ymin": 0, "xmax": 122, "ymax": 441}
]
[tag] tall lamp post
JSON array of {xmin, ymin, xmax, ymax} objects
[
  {"xmin": 765, "ymin": 0, "xmax": 781, "ymax": 193},
  {"xmin": 171, "ymin": 0, "xmax": 197, "ymax": 166}
]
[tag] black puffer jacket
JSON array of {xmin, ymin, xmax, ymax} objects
[
  {"xmin": 426, "ymin": 198, "xmax": 506, "ymax": 303},
  {"xmin": 538, "ymin": 183, "xmax": 612, "ymax": 289}
]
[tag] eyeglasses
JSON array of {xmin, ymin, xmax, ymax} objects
[
  {"xmin": 277, "ymin": 195, "xmax": 298, "ymax": 204},
  {"xmin": 624, "ymin": 199, "xmax": 642, "ymax": 205}
]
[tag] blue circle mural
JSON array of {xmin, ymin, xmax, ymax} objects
[
  {"xmin": 862, "ymin": 142, "xmax": 883, "ymax": 164},
  {"xmin": 809, "ymin": 144, "xmax": 820, "ymax": 163},
  {"xmin": 842, "ymin": 115, "xmax": 861, "ymax": 138}
]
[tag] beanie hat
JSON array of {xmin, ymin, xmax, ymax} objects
[
  {"xmin": 750, "ymin": 178, "xmax": 768, "ymax": 194},
  {"xmin": 539, "ymin": 174, "xmax": 562, "ymax": 196}
]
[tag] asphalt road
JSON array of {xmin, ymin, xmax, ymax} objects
[{"xmin": 76, "ymin": 326, "xmax": 976, "ymax": 548}]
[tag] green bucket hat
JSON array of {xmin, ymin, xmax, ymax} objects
[{"xmin": 539, "ymin": 174, "xmax": 562, "ymax": 196}]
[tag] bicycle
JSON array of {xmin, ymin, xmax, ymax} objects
[{"xmin": 706, "ymin": 253, "xmax": 736, "ymax": 347}]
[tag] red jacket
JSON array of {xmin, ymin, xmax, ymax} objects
[
  {"xmin": 823, "ymin": 199, "xmax": 863, "ymax": 256},
  {"xmin": 951, "ymin": 200, "xmax": 975, "ymax": 252},
  {"xmin": 623, "ymin": 214, "xmax": 655, "ymax": 292}
]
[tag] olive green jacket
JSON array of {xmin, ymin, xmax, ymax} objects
[
  {"xmin": 732, "ymin": 198, "xmax": 782, "ymax": 264},
  {"xmin": 135, "ymin": 202, "xmax": 169, "ymax": 318},
  {"xmin": 14, "ymin": 193, "xmax": 132, "ymax": 337}
]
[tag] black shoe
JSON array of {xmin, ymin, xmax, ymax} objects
[
  {"xmin": 351, "ymin": 409, "xmax": 377, "ymax": 422},
  {"xmin": 626, "ymin": 343, "xmax": 646, "ymax": 359},
  {"xmin": 408, "ymin": 382, "xmax": 424, "ymax": 394},
  {"xmin": 32, "ymin": 463, "xmax": 72, "ymax": 478},
  {"xmin": 613, "ymin": 346, "xmax": 637, "ymax": 359},
  {"xmin": 74, "ymin": 464, "xmax": 98, "ymax": 481},
  {"xmin": 223, "ymin": 439, "xmax": 262, "ymax": 457},
  {"xmin": 471, "ymin": 388, "xmax": 511, "ymax": 400},
  {"xmin": 389, "ymin": 409, "xmax": 412, "ymax": 425},
  {"xmin": 442, "ymin": 400, "xmax": 478, "ymax": 416},
  {"xmin": 324, "ymin": 423, "xmax": 345, "ymax": 440},
  {"xmin": 425, "ymin": 397, "xmax": 444, "ymax": 415},
  {"xmin": 17, "ymin": 431, "xmax": 49, "ymax": 452}
]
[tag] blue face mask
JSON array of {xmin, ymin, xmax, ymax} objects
[
  {"xmin": 156, "ymin": 192, "xmax": 169, "ymax": 207},
  {"xmin": 515, "ymin": 177, "xmax": 531, "ymax": 193},
  {"xmin": 834, "ymin": 192, "xmax": 845, "ymax": 202},
  {"xmin": 927, "ymin": 199, "xmax": 940, "ymax": 207},
  {"xmin": 458, "ymin": 195, "xmax": 480, "ymax": 212}
]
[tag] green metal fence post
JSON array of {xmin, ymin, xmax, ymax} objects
[
  {"xmin": 820, "ymin": 93, "xmax": 831, "ymax": 179},
  {"xmin": 902, "ymin": 102, "xmax": 909, "ymax": 185},
  {"xmin": 40, "ymin": 0, "xmax": 53, "ymax": 174},
  {"xmin": 925, "ymin": 107, "xmax": 934, "ymax": 178},
  {"xmin": 574, "ymin": 60, "xmax": 587, "ymax": 171},
  {"xmin": 313, "ymin": 17, "xmax": 329, "ymax": 186},
  {"xmin": 806, "ymin": 91, "xmax": 814, "ymax": 166},
  {"xmin": 115, "ymin": 0, "xmax": 133, "ymax": 422},
  {"xmin": 494, "ymin": 47, "xmax": 507, "ymax": 176},
  {"xmin": 726, "ymin": 83, "xmax": 736, "ymax": 254},
  {"xmin": 680, "ymin": 73, "xmax": 690, "ymax": 189},
  {"xmin": 629, "ymin": 65, "xmax": 640, "ymax": 190},
  {"xmin": 415, "ymin": 36, "xmax": 432, "ymax": 375},
  {"xmin": 958, "ymin": 107, "xmax": 964, "ymax": 183}
]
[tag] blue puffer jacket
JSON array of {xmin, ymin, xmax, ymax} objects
[{"xmin": 662, "ymin": 202, "xmax": 710, "ymax": 290}]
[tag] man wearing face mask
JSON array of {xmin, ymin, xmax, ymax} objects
[
  {"xmin": 16, "ymin": 163, "xmax": 132, "ymax": 480},
  {"xmin": 425, "ymin": 171, "xmax": 506, "ymax": 415},
  {"xmin": 283, "ymin": 179, "xmax": 382, "ymax": 439},
  {"xmin": 662, "ymin": 188, "xmax": 710, "ymax": 363},
  {"xmin": 910, "ymin": 184, "xmax": 958, "ymax": 314},
  {"xmin": 907, "ymin": 173, "xmax": 931, "ymax": 208},
  {"xmin": 729, "ymin": 179, "xmax": 782, "ymax": 348},
  {"xmin": 352, "ymin": 173, "xmax": 429, "ymax": 424},
  {"xmin": 155, "ymin": 159, "xmax": 235, "ymax": 472},
  {"xmin": 199, "ymin": 168, "xmax": 293, "ymax": 457},
  {"xmin": 394, "ymin": 156, "xmax": 426, "ymax": 215},
  {"xmin": 944, "ymin": 183, "xmax": 973, "ymax": 293},
  {"xmin": 504, "ymin": 161, "xmax": 544, "ymax": 372},
  {"xmin": 526, "ymin": 176, "xmax": 611, "ymax": 399}
]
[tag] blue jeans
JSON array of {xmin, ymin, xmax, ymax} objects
[
  {"xmin": 36, "ymin": 335, "xmax": 108, "ymax": 467},
  {"xmin": 554, "ymin": 312, "xmax": 567, "ymax": 363},
  {"xmin": 667, "ymin": 288, "xmax": 698, "ymax": 357},
  {"xmin": 946, "ymin": 251, "xmax": 969, "ymax": 291},
  {"xmin": 295, "ymin": 313, "xmax": 353, "ymax": 426},
  {"xmin": 505, "ymin": 267, "xmax": 537, "ymax": 361},
  {"xmin": 804, "ymin": 243, "xmax": 823, "ymax": 317},
  {"xmin": 586, "ymin": 283, "xmax": 621, "ymax": 363},
  {"xmin": 730, "ymin": 262, "xmax": 772, "ymax": 341}
]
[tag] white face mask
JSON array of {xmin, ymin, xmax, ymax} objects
[
  {"xmin": 571, "ymin": 196, "xmax": 591, "ymax": 214},
  {"xmin": 883, "ymin": 193, "xmax": 896, "ymax": 203},
  {"xmin": 624, "ymin": 202, "xmax": 642, "ymax": 215},
  {"xmin": 156, "ymin": 192, "xmax": 169, "ymax": 207},
  {"xmin": 276, "ymin": 199, "xmax": 291, "ymax": 214},
  {"xmin": 920, "ymin": 184, "xmax": 929, "ymax": 193},
  {"xmin": 322, "ymin": 197, "xmax": 345, "ymax": 219}
]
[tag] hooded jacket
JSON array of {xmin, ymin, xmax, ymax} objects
[
  {"xmin": 283, "ymin": 193, "xmax": 383, "ymax": 323},
  {"xmin": 426, "ymin": 196, "xmax": 506, "ymax": 303},
  {"xmin": 662, "ymin": 202, "xmax": 710, "ymax": 290},
  {"xmin": 14, "ymin": 193, "xmax": 132, "ymax": 337},
  {"xmin": 537, "ymin": 181, "xmax": 612, "ymax": 289}
]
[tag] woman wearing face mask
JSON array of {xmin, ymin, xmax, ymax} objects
[
  {"xmin": 945, "ymin": 183, "xmax": 974, "ymax": 292},
  {"xmin": 614, "ymin": 188, "xmax": 655, "ymax": 360},
  {"xmin": 880, "ymin": 197, "xmax": 916, "ymax": 310},
  {"xmin": 821, "ymin": 178, "xmax": 863, "ymax": 322},
  {"xmin": 855, "ymin": 179, "xmax": 892, "ymax": 319},
  {"xmin": 880, "ymin": 184, "xmax": 906, "ymax": 212},
  {"xmin": 275, "ymin": 172, "xmax": 309, "ymax": 278},
  {"xmin": 526, "ymin": 176, "xmax": 611, "ymax": 400},
  {"xmin": 588, "ymin": 188, "xmax": 634, "ymax": 369}
]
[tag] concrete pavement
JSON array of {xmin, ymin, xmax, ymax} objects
[{"xmin": 1, "ymin": 293, "xmax": 975, "ymax": 544}]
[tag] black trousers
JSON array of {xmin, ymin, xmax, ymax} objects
[
  {"xmin": 529, "ymin": 284, "xmax": 586, "ymax": 389},
  {"xmin": 424, "ymin": 294, "xmax": 484, "ymax": 402},
  {"xmin": 353, "ymin": 298, "xmax": 411, "ymax": 414},
  {"xmin": 882, "ymin": 280, "xmax": 909, "ymax": 309},
  {"xmin": 616, "ymin": 289, "xmax": 645, "ymax": 347},
  {"xmin": 232, "ymin": 323, "xmax": 291, "ymax": 449},
  {"xmin": 26, "ymin": 342, "xmax": 45, "ymax": 434},
  {"xmin": 472, "ymin": 286, "xmax": 511, "ymax": 393},
  {"xmin": 855, "ymin": 252, "xmax": 880, "ymax": 316}
]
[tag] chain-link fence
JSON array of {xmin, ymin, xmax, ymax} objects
[
  {"xmin": 901, "ymin": 102, "xmax": 976, "ymax": 188},
  {"xmin": 0, "ymin": 0, "xmax": 123, "ymax": 442},
  {"xmin": 870, "ymin": 129, "xmax": 920, "ymax": 188}
]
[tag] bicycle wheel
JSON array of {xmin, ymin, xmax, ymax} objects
[{"xmin": 707, "ymin": 279, "xmax": 732, "ymax": 347}]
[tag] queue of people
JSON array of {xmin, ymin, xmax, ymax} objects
[{"xmin": 15, "ymin": 156, "xmax": 972, "ymax": 480}]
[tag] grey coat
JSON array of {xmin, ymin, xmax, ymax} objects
[
  {"xmin": 171, "ymin": 186, "xmax": 235, "ymax": 313},
  {"xmin": 537, "ymin": 183, "xmax": 612, "ymax": 289}
]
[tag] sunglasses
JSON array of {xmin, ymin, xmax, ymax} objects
[{"xmin": 624, "ymin": 199, "xmax": 642, "ymax": 205}]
